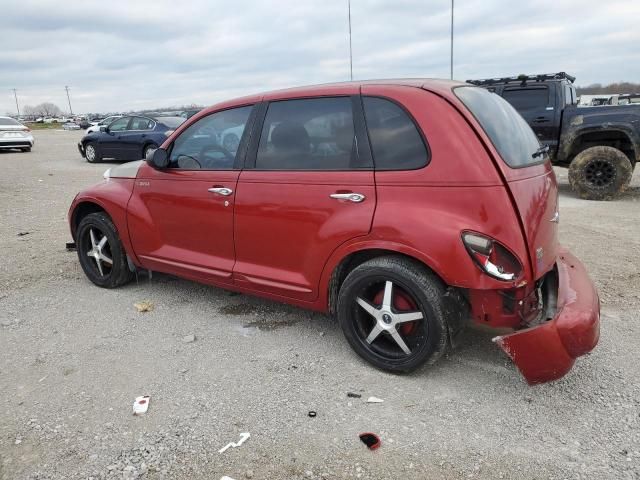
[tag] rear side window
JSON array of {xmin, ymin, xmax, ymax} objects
[
  {"xmin": 455, "ymin": 86, "xmax": 543, "ymax": 168},
  {"xmin": 502, "ymin": 87, "xmax": 548, "ymax": 110},
  {"xmin": 362, "ymin": 97, "xmax": 428, "ymax": 170},
  {"xmin": 256, "ymin": 97, "xmax": 357, "ymax": 170},
  {"xmin": 130, "ymin": 117, "xmax": 154, "ymax": 130}
]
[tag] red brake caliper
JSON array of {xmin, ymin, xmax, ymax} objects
[{"xmin": 372, "ymin": 287, "xmax": 418, "ymax": 336}]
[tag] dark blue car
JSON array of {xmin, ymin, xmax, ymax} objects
[{"xmin": 78, "ymin": 115, "xmax": 185, "ymax": 163}]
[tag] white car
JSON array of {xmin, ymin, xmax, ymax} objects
[
  {"xmin": 63, "ymin": 122, "xmax": 81, "ymax": 130},
  {"xmin": 0, "ymin": 116, "xmax": 34, "ymax": 152},
  {"xmin": 86, "ymin": 115, "xmax": 123, "ymax": 134}
]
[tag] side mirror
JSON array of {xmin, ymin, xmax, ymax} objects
[
  {"xmin": 100, "ymin": 126, "xmax": 108, "ymax": 133},
  {"xmin": 148, "ymin": 148, "xmax": 169, "ymax": 169}
]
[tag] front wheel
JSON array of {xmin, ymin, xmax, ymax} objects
[
  {"xmin": 568, "ymin": 146, "xmax": 633, "ymax": 200},
  {"xmin": 337, "ymin": 256, "xmax": 448, "ymax": 373},
  {"xmin": 76, "ymin": 212, "xmax": 133, "ymax": 288},
  {"xmin": 84, "ymin": 142, "xmax": 101, "ymax": 163}
]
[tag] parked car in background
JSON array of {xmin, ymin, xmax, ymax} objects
[
  {"xmin": 78, "ymin": 115, "xmax": 185, "ymax": 162},
  {"xmin": 78, "ymin": 118, "xmax": 91, "ymax": 129},
  {"xmin": 180, "ymin": 108, "xmax": 203, "ymax": 119},
  {"xmin": 86, "ymin": 115, "xmax": 123, "ymax": 134},
  {"xmin": 63, "ymin": 122, "xmax": 81, "ymax": 130},
  {"xmin": 0, "ymin": 116, "xmax": 34, "ymax": 152},
  {"xmin": 467, "ymin": 72, "xmax": 640, "ymax": 200},
  {"xmin": 68, "ymin": 79, "xmax": 600, "ymax": 385}
]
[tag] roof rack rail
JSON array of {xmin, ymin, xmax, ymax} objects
[{"xmin": 466, "ymin": 72, "xmax": 576, "ymax": 86}]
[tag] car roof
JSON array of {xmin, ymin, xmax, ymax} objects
[{"xmin": 193, "ymin": 79, "xmax": 464, "ymax": 118}]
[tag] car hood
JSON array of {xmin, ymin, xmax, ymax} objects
[{"xmin": 106, "ymin": 160, "xmax": 145, "ymax": 179}]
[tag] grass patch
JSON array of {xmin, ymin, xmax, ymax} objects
[{"xmin": 27, "ymin": 123, "xmax": 70, "ymax": 130}]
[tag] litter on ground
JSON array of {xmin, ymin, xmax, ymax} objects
[
  {"xmin": 133, "ymin": 395, "xmax": 150, "ymax": 415},
  {"xmin": 218, "ymin": 432, "xmax": 250, "ymax": 454},
  {"xmin": 133, "ymin": 301, "xmax": 154, "ymax": 313}
]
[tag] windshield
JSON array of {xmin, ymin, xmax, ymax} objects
[
  {"xmin": 0, "ymin": 118, "xmax": 21, "ymax": 126},
  {"xmin": 454, "ymin": 86, "xmax": 544, "ymax": 168}
]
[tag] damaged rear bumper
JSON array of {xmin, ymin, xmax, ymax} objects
[{"xmin": 493, "ymin": 248, "xmax": 600, "ymax": 385}]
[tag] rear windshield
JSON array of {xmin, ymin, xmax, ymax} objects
[
  {"xmin": 454, "ymin": 86, "xmax": 544, "ymax": 168},
  {"xmin": 155, "ymin": 116, "xmax": 186, "ymax": 129},
  {"xmin": 0, "ymin": 118, "xmax": 20, "ymax": 126}
]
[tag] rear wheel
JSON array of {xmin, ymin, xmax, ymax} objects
[
  {"xmin": 143, "ymin": 143, "xmax": 158, "ymax": 160},
  {"xmin": 568, "ymin": 146, "xmax": 633, "ymax": 200},
  {"xmin": 85, "ymin": 142, "xmax": 101, "ymax": 163},
  {"xmin": 76, "ymin": 212, "xmax": 133, "ymax": 288},
  {"xmin": 337, "ymin": 256, "xmax": 448, "ymax": 373}
]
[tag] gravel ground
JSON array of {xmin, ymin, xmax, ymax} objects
[{"xmin": 1, "ymin": 130, "xmax": 639, "ymax": 480}]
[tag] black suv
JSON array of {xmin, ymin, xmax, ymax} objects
[{"xmin": 468, "ymin": 73, "xmax": 639, "ymax": 200}]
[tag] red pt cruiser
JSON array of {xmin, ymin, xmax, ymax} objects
[{"xmin": 68, "ymin": 80, "xmax": 600, "ymax": 384}]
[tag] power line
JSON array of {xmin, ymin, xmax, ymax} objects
[
  {"xmin": 450, "ymin": 0, "xmax": 454, "ymax": 80},
  {"xmin": 65, "ymin": 85, "xmax": 74, "ymax": 116},
  {"xmin": 12, "ymin": 89, "xmax": 20, "ymax": 117},
  {"xmin": 348, "ymin": 0, "xmax": 353, "ymax": 81}
]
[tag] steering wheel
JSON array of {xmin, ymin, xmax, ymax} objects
[{"xmin": 176, "ymin": 155, "xmax": 202, "ymax": 169}]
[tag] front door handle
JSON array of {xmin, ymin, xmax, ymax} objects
[
  {"xmin": 330, "ymin": 192, "xmax": 366, "ymax": 203},
  {"xmin": 208, "ymin": 187, "xmax": 233, "ymax": 196},
  {"xmin": 533, "ymin": 116, "xmax": 549, "ymax": 123}
]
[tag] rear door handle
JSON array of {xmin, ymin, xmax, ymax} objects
[
  {"xmin": 330, "ymin": 192, "xmax": 366, "ymax": 203},
  {"xmin": 208, "ymin": 187, "xmax": 233, "ymax": 196}
]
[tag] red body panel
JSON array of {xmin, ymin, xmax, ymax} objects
[
  {"xmin": 128, "ymin": 166, "xmax": 238, "ymax": 284},
  {"xmin": 68, "ymin": 79, "xmax": 600, "ymax": 385},
  {"xmin": 494, "ymin": 248, "xmax": 600, "ymax": 384},
  {"xmin": 233, "ymin": 171, "xmax": 375, "ymax": 301}
]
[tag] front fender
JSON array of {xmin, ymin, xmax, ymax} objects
[
  {"xmin": 68, "ymin": 179, "xmax": 139, "ymax": 264},
  {"xmin": 558, "ymin": 122, "xmax": 640, "ymax": 164}
]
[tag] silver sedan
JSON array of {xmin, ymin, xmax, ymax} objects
[{"xmin": 0, "ymin": 116, "xmax": 34, "ymax": 152}]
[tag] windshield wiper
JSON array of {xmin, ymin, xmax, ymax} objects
[{"xmin": 532, "ymin": 144, "xmax": 550, "ymax": 158}]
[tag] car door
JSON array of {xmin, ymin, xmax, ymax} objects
[
  {"xmin": 118, "ymin": 116, "xmax": 154, "ymax": 160},
  {"xmin": 233, "ymin": 95, "xmax": 376, "ymax": 301},
  {"xmin": 99, "ymin": 116, "xmax": 131, "ymax": 159},
  {"xmin": 501, "ymin": 86, "xmax": 557, "ymax": 147},
  {"xmin": 127, "ymin": 105, "xmax": 256, "ymax": 285}
]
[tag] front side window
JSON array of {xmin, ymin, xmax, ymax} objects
[
  {"xmin": 455, "ymin": 86, "xmax": 544, "ymax": 168},
  {"xmin": 130, "ymin": 117, "xmax": 154, "ymax": 130},
  {"xmin": 168, "ymin": 106, "xmax": 252, "ymax": 170},
  {"xmin": 256, "ymin": 97, "xmax": 356, "ymax": 170},
  {"xmin": 108, "ymin": 117, "xmax": 129, "ymax": 132},
  {"xmin": 362, "ymin": 97, "xmax": 428, "ymax": 170},
  {"xmin": 502, "ymin": 87, "xmax": 549, "ymax": 110}
]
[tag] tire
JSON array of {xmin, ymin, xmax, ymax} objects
[
  {"xmin": 143, "ymin": 143, "xmax": 158, "ymax": 160},
  {"xmin": 84, "ymin": 142, "xmax": 101, "ymax": 163},
  {"xmin": 337, "ymin": 256, "xmax": 448, "ymax": 373},
  {"xmin": 76, "ymin": 212, "xmax": 133, "ymax": 288},
  {"xmin": 568, "ymin": 146, "xmax": 633, "ymax": 200},
  {"xmin": 21, "ymin": 147, "xmax": 31, "ymax": 152}
]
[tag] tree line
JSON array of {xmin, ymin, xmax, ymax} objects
[{"xmin": 576, "ymin": 82, "xmax": 640, "ymax": 95}]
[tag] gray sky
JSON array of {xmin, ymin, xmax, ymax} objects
[{"xmin": 2, "ymin": 0, "xmax": 639, "ymax": 115}]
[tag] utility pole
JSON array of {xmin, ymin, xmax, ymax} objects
[
  {"xmin": 12, "ymin": 89, "xmax": 20, "ymax": 118},
  {"xmin": 450, "ymin": 0, "xmax": 454, "ymax": 80},
  {"xmin": 65, "ymin": 85, "xmax": 74, "ymax": 116},
  {"xmin": 348, "ymin": 0, "xmax": 353, "ymax": 81}
]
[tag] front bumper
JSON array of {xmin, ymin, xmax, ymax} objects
[
  {"xmin": 493, "ymin": 248, "xmax": 600, "ymax": 385},
  {"xmin": 78, "ymin": 142, "xmax": 85, "ymax": 157}
]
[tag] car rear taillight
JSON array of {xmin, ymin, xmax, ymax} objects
[{"xmin": 462, "ymin": 232, "xmax": 522, "ymax": 281}]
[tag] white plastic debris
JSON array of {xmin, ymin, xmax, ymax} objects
[
  {"xmin": 367, "ymin": 396, "xmax": 384, "ymax": 403},
  {"xmin": 133, "ymin": 395, "xmax": 150, "ymax": 415},
  {"xmin": 218, "ymin": 432, "xmax": 250, "ymax": 453},
  {"xmin": 220, "ymin": 477, "xmax": 237, "ymax": 480}
]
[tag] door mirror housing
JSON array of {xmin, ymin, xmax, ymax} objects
[
  {"xmin": 99, "ymin": 126, "xmax": 108, "ymax": 133},
  {"xmin": 148, "ymin": 148, "xmax": 169, "ymax": 169}
]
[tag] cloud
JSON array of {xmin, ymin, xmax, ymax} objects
[{"xmin": 1, "ymin": 0, "xmax": 638, "ymax": 114}]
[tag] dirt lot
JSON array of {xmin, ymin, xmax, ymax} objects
[{"xmin": 1, "ymin": 130, "xmax": 639, "ymax": 480}]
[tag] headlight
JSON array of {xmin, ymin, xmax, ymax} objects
[{"xmin": 462, "ymin": 232, "xmax": 522, "ymax": 281}]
